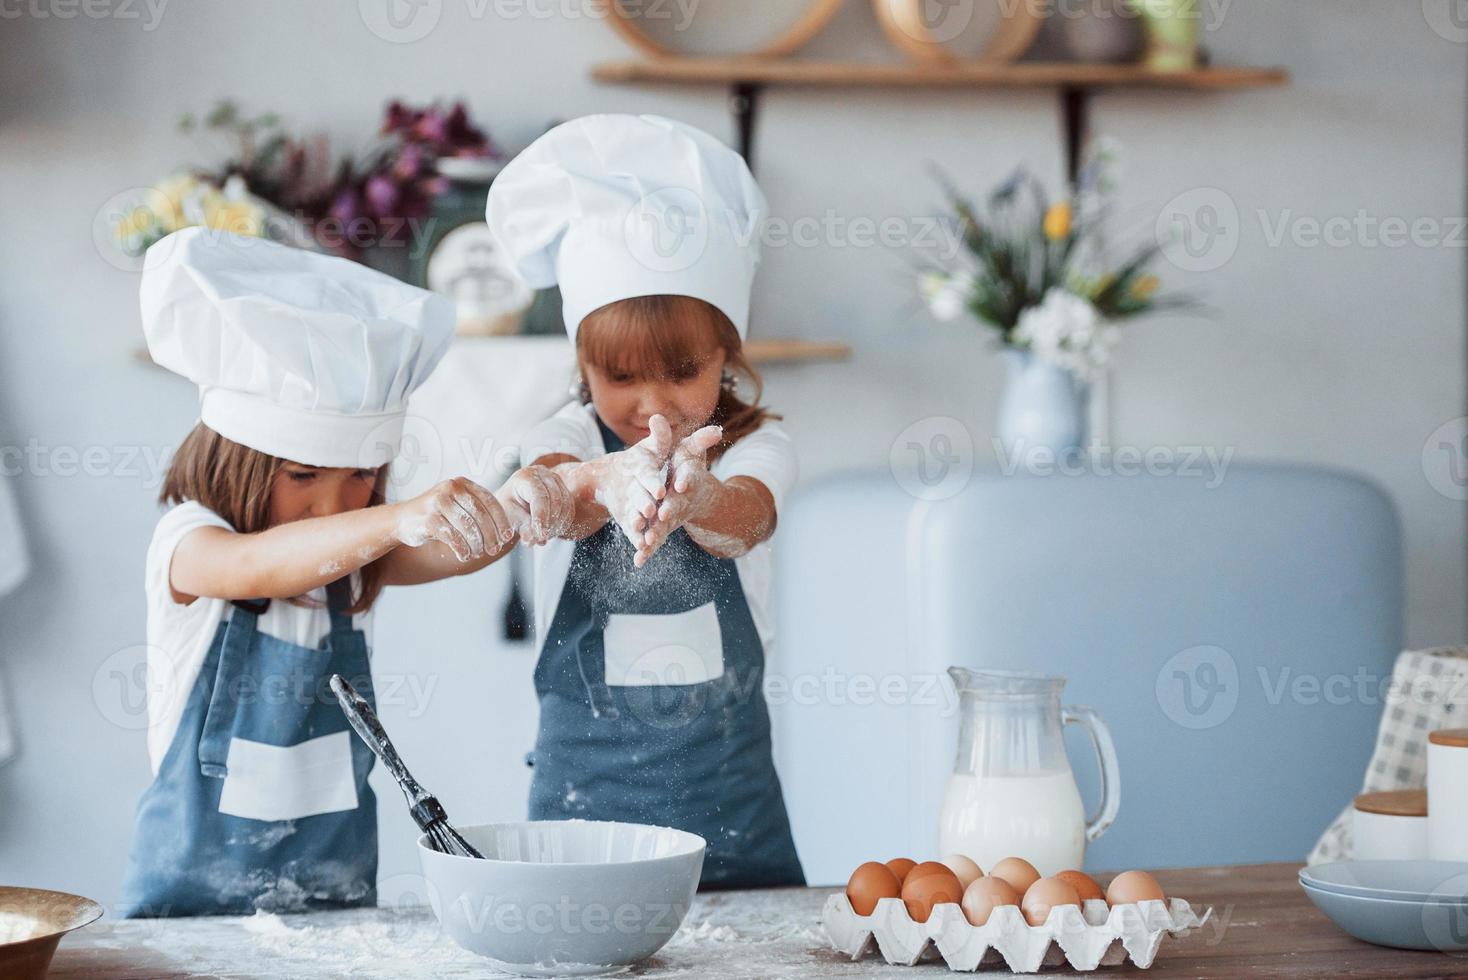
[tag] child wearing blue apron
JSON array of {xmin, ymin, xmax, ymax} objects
[
  {"xmin": 120, "ymin": 228, "xmax": 573, "ymax": 917},
  {"xmin": 487, "ymin": 115, "xmax": 805, "ymax": 889}
]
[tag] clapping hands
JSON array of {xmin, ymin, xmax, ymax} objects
[{"xmin": 591, "ymin": 414, "xmax": 723, "ymax": 568}]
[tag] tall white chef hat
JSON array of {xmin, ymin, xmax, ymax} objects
[
  {"xmin": 140, "ymin": 227, "xmax": 455, "ymax": 468},
  {"xmin": 485, "ymin": 113, "xmax": 767, "ymax": 340}
]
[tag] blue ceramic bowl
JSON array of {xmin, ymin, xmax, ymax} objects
[
  {"xmin": 1301, "ymin": 880, "xmax": 1468, "ymax": 952},
  {"xmin": 1301, "ymin": 861, "xmax": 1468, "ymax": 903}
]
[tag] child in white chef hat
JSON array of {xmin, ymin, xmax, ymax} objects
[
  {"xmin": 119, "ymin": 227, "xmax": 572, "ymax": 917},
  {"xmin": 486, "ymin": 114, "xmax": 805, "ymax": 889}
]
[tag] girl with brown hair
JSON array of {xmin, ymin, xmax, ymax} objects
[
  {"xmin": 488, "ymin": 114, "xmax": 804, "ymax": 889},
  {"xmin": 120, "ymin": 229, "xmax": 572, "ymax": 917}
]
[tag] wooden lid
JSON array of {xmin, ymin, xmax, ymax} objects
[
  {"xmin": 1353, "ymin": 789, "xmax": 1427, "ymax": 817},
  {"xmin": 1429, "ymin": 728, "xmax": 1468, "ymax": 747}
]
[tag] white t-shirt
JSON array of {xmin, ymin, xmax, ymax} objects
[
  {"xmin": 143, "ymin": 501, "xmax": 373, "ymax": 775},
  {"xmin": 519, "ymin": 401, "xmax": 798, "ymax": 658}
]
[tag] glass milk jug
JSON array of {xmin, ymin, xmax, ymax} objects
[{"xmin": 938, "ymin": 668, "xmax": 1120, "ymax": 876}]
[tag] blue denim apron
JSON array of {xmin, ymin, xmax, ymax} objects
[
  {"xmin": 528, "ymin": 419, "xmax": 804, "ymax": 889},
  {"xmin": 120, "ymin": 579, "xmax": 378, "ymax": 917}
]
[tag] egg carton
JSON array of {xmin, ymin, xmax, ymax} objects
[{"xmin": 822, "ymin": 893, "xmax": 1210, "ymax": 973}]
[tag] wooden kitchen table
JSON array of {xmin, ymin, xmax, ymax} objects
[{"xmin": 47, "ymin": 863, "xmax": 1468, "ymax": 979}]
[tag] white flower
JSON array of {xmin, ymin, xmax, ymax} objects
[
  {"xmin": 222, "ymin": 173, "xmax": 250, "ymax": 201},
  {"xmin": 1012, "ymin": 288, "xmax": 1117, "ymax": 381},
  {"xmin": 919, "ymin": 270, "xmax": 972, "ymax": 323}
]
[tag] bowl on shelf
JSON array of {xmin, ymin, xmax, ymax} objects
[{"xmin": 417, "ymin": 819, "xmax": 705, "ymax": 977}]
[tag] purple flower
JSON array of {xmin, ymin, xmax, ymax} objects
[
  {"xmin": 442, "ymin": 101, "xmax": 492, "ymax": 155},
  {"xmin": 381, "ymin": 100, "xmax": 418, "ymax": 136},
  {"xmin": 328, "ymin": 186, "xmax": 363, "ymax": 225},
  {"xmin": 364, "ymin": 173, "xmax": 399, "ymax": 216},
  {"xmin": 410, "ymin": 108, "xmax": 449, "ymax": 146},
  {"xmin": 391, "ymin": 143, "xmax": 426, "ymax": 181}
]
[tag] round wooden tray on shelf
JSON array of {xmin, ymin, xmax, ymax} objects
[
  {"xmin": 872, "ymin": 0, "xmax": 1043, "ymax": 64},
  {"xmin": 604, "ymin": 0, "xmax": 845, "ymax": 58}
]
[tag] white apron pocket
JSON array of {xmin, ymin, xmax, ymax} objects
[
  {"xmin": 604, "ymin": 601, "xmax": 724, "ymax": 687},
  {"xmin": 217, "ymin": 730, "xmax": 359, "ymax": 822}
]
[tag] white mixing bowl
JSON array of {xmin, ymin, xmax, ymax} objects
[{"xmin": 417, "ymin": 820, "xmax": 706, "ymax": 976}]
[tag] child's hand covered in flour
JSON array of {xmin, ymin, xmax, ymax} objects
[
  {"xmin": 586, "ymin": 414, "xmax": 676, "ymax": 559},
  {"xmin": 392, "ymin": 477, "xmax": 514, "ymax": 562},
  {"xmin": 496, "ymin": 465, "xmax": 574, "ymax": 546},
  {"xmin": 637, "ymin": 425, "xmax": 724, "ymax": 562}
]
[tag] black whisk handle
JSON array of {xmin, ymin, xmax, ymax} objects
[
  {"xmin": 330, "ymin": 673, "xmax": 483, "ymax": 860},
  {"xmin": 329, "ymin": 674, "xmax": 428, "ymax": 800}
]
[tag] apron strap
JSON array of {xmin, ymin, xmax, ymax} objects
[
  {"xmin": 576, "ymin": 625, "xmax": 620, "ymax": 721},
  {"xmin": 196, "ymin": 602, "xmax": 263, "ymax": 778},
  {"xmin": 325, "ymin": 576, "xmax": 356, "ymax": 636},
  {"xmin": 594, "ymin": 414, "xmax": 626, "ymax": 453}
]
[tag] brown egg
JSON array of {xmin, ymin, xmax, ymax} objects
[
  {"xmin": 941, "ymin": 854, "xmax": 983, "ymax": 890},
  {"xmin": 959, "ymin": 875, "xmax": 1021, "ymax": 926},
  {"xmin": 906, "ymin": 860, "xmax": 957, "ymax": 885},
  {"xmin": 1106, "ymin": 870, "xmax": 1166, "ymax": 906},
  {"xmin": 988, "ymin": 856, "xmax": 1042, "ymax": 894},
  {"xmin": 1021, "ymin": 877, "xmax": 1082, "ymax": 926},
  {"xmin": 1055, "ymin": 869, "xmax": 1105, "ymax": 902},
  {"xmin": 846, "ymin": 861, "xmax": 902, "ymax": 916},
  {"xmin": 885, "ymin": 857, "xmax": 917, "ymax": 885},
  {"xmin": 901, "ymin": 866, "xmax": 964, "ymax": 923}
]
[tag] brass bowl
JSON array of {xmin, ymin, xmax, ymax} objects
[{"xmin": 0, "ymin": 887, "xmax": 104, "ymax": 980}]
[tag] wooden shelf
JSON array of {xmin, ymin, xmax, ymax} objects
[
  {"xmin": 592, "ymin": 57, "xmax": 1288, "ymax": 180},
  {"xmin": 744, "ymin": 339, "xmax": 850, "ymax": 364},
  {"xmin": 592, "ymin": 58, "xmax": 1288, "ymax": 91}
]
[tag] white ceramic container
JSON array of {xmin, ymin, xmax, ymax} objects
[
  {"xmin": 1428, "ymin": 729, "xmax": 1468, "ymax": 861},
  {"xmin": 1352, "ymin": 789, "xmax": 1428, "ymax": 861}
]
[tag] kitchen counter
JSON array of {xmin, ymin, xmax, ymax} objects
[{"xmin": 48, "ymin": 863, "xmax": 1464, "ymax": 978}]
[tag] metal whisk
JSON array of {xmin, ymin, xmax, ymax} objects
[{"xmin": 329, "ymin": 674, "xmax": 484, "ymax": 859}]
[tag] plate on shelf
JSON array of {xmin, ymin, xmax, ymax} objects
[
  {"xmin": 605, "ymin": 0, "xmax": 843, "ymax": 58},
  {"xmin": 872, "ymin": 0, "xmax": 1043, "ymax": 64}
]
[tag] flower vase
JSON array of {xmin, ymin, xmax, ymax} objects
[
  {"xmin": 1132, "ymin": 0, "xmax": 1200, "ymax": 72},
  {"xmin": 997, "ymin": 348, "xmax": 1089, "ymax": 462}
]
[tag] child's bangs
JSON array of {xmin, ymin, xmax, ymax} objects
[{"xmin": 577, "ymin": 295, "xmax": 729, "ymax": 379}]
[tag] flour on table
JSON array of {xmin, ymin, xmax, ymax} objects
[
  {"xmin": 667, "ymin": 919, "xmax": 740, "ymax": 945},
  {"xmin": 220, "ymin": 910, "xmax": 493, "ymax": 976},
  {"xmin": 121, "ymin": 888, "xmax": 838, "ymax": 980}
]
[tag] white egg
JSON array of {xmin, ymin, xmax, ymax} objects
[{"xmin": 941, "ymin": 853, "xmax": 983, "ymax": 889}]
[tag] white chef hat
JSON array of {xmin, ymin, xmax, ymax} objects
[
  {"xmin": 140, "ymin": 227, "xmax": 455, "ymax": 468},
  {"xmin": 485, "ymin": 113, "xmax": 767, "ymax": 340}
]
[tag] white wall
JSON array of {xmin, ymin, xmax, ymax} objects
[{"xmin": 0, "ymin": 1, "xmax": 1461, "ymax": 905}]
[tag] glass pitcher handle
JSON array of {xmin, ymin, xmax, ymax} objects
[{"xmin": 1062, "ymin": 704, "xmax": 1121, "ymax": 843}]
